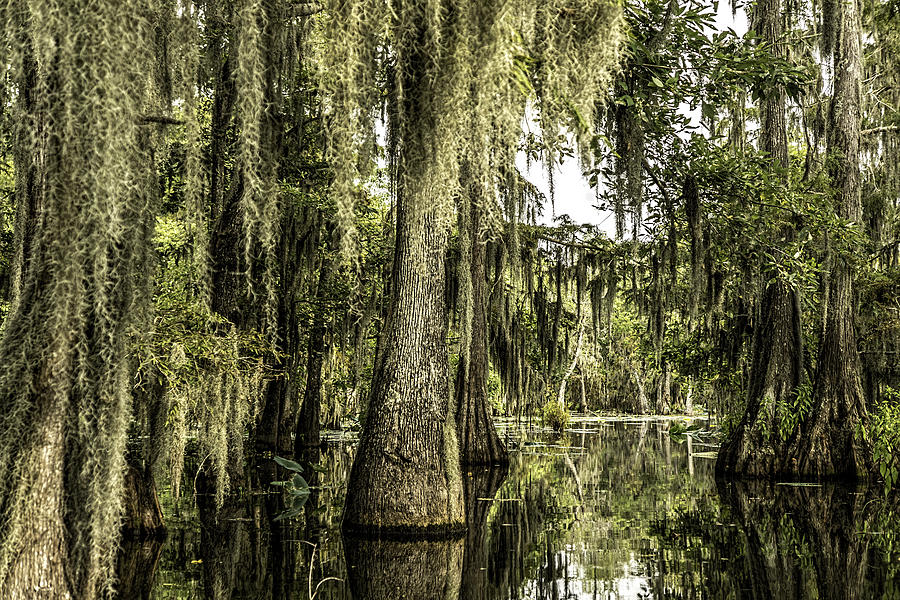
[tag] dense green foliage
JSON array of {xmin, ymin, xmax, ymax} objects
[{"xmin": 0, "ymin": 0, "xmax": 898, "ymax": 596}]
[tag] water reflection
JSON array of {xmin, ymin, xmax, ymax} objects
[
  {"xmin": 344, "ymin": 537, "xmax": 464, "ymax": 600},
  {"xmin": 134, "ymin": 419, "xmax": 900, "ymax": 599}
]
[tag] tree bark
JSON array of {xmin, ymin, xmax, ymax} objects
[
  {"xmin": 294, "ymin": 253, "xmax": 330, "ymax": 451},
  {"xmin": 343, "ymin": 194, "xmax": 465, "ymax": 532},
  {"xmin": 0, "ymin": 4, "xmax": 156, "ymax": 595},
  {"xmin": 717, "ymin": 0, "xmax": 805, "ymax": 479},
  {"xmin": 785, "ymin": 0, "xmax": 872, "ymax": 480},
  {"xmin": 120, "ymin": 461, "xmax": 166, "ymax": 539},
  {"xmin": 341, "ymin": 9, "xmax": 465, "ymax": 533},
  {"xmin": 1, "ymin": 403, "xmax": 69, "ymax": 600},
  {"xmin": 342, "ymin": 190, "xmax": 465, "ymax": 534},
  {"xmin": 455, "ymin": 202, "xmax": 508, "ymax": 465},
  {"xmin": 8, "ymin": 40, "xmax": 41, "ymax": 308}
]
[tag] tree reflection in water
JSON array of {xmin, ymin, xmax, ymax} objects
[
  {"xmin": 650, "ymin": 480, "xmax": 900, "ymax": 600},
  {"xmin": 133, "ymin": 420, "xmax": 899, "ymax": 599}
]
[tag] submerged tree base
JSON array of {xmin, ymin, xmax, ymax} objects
[
  {"xmin": 342, "ymin": 522, "xmax": 467, "ymax": 540},
  {"xmin": 121, "ymin": 462, "xmax": 167, "ymax": 539}
]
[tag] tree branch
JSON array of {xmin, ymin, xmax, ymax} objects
[
  {"xmin": 642, "ymin": 157, "xmax": 672, "ymax": 208},
  {"xmin": 536, "ymin": 235, "xmax": 608, "ymax": 253},
  {"xmin": 138, "ymin": 115, "xmax": 184, "ymax": 126},
  {"xmin": 290, "ymin": 2, "xmax": 323, "ymax": 17},
  {"xmin": 861, "ymin": 125, "xmax": 900, "ymax": 136}
]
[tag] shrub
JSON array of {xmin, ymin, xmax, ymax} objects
[{"xmin": 541, "ymin": 400, "xmax": 569, "ymax": 432}]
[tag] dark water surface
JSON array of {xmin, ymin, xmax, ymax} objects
[{"xmin": 125, "ymin": 418, "xmax": 900, "ymax": 599}]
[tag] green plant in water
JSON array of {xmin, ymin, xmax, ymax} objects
[
  {"xmin": 867, "ymin": 387, "xmax": 900, "ymax": 494},
  {"xmin": 541, "ymin": 399, "xmax": 569, "ymax": 432},
  {"xmin": 669, "ymin": 420, "xmax": 708, "ymax": 443},
  {"xmin": 271, "ymin": 456, "xmax": 311, "ymax": 521}
]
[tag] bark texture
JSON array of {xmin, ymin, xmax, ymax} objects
[
  {"xmin": 343, "ymin": 197, "xmax": 465, "ymax": 532},
  {"xmin": 120, "ymin": 462, "xmax": 166, "ymax": 539},
  {"xmin": 785, "ymin": 0, "xmax": 872, "ymax": 479},
  {"xmin": 1, "ymin": 405, "xmax": 69, "ymax": 600},
  {"xmin": 455, "ymin": 203, "xmax": 508, "ymax": 465},
  {"xmin": 717, "ymin": 0, "xmax": 804, "ymax": 478},
  {"xmin": 342, "ymin": 198, "xmax": 464, "ymax": 532},
  {"xmin": 8, "ymin": 40, "xmax": 41, "ymax": 307},
  {"xmin": 341, "ymin": 9, "xmax": 465, "ymax": 533}
]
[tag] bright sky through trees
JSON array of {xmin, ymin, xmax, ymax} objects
[{"xmin": 521, "ymin": 1, "xmax": 750, "ymax": 236}]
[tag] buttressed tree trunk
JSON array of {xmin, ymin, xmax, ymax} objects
[
  {"xmin": 342, "ymin": 187, "xmax": 465, "ymax": 532},
  {"xmin": 340, "ymin": 1, "xmax": 466, "ymax": 535},
  {"xmin": 456, "ymin": 201, "xmax": 508, "ymax": 465},
  {"xmin": 0, "ymin": 1, "xmax": 158, "ymax": 597},
  {"xmin": 787, "ymin": 0, "xmax": 872, "ymax": 479},
  {"xmin": 717, "ymin": 0, "xmax": 804, "ymax": 478}
]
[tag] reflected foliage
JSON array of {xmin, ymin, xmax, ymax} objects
[{"xmin": 132, "ymin": 421, "xmax": 900, "ymax": 599}]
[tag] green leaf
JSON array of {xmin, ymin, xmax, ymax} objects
[
  {"xmin": 292, "ymin": 473, "xmax": 310, "ymax": 491},
  {"xmin": 273, "ymin": 456, "xmax": 303, "ymax": 473}
]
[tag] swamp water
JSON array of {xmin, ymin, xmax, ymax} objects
[{"xmin": 125, "ymin": 417, "xmax": 900, "ymax": 599}]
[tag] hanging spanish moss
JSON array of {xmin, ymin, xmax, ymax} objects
[
  {"xmin": 684, "ymin": 172, "xmax": 703, "ymax": 324},
  {"xmin": 319, "ymin": 0, "xmax": 624, "ymax": 251},
  {"xmin": 0, "ymin": 0, "xmax": 160, "ymax": 596}
]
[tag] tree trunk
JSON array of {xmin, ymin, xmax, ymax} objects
[
  {"xmin": 341, "ymin": 9, "xmax": 465, "ymax": 533},
  {"xmin": 120, "ymin": 461, "xmax": 166, "ymax": 539},
  {"xmin": 0, "ymin": 3, "xmax": 156, "ymax": 595},
  {"xmin": 785, "ymin": 0, "xmax": 872, "ymax": 480},
  {"xmin": 655, "ymin": 364, "xmax": 672, "ymax": 415},
  {"xmin": 8, "ymin": 39, "xmax": 41, "ymax": 308},
  {"xmin": 294, "ymin": 258, "xmax": 330, "ymax": 451},
  {"xmin": 211, "ymin": 180, "xmax": 249, "ymax": 329},
  {"xmin": 455, "ymin": 202, "xmax": 507, "ymax": 465},
  {"xmin": 557, "ymin": 316, "xmax": 585, "ymax": 409},
  {"xmin": 342, "ymin": 195, "xmax": 465, "ymax": 533},
  {"xmin": 1, "ymin": 403, "xmax": 69, "ymax": 600},
  {"xmin": 630, "ymin": 364, "xmax": 650, "ymax": 414},
  {"xmin": 578, "ymin": 367, "xmax": 588, "ymax": 413},
  {"xmin": 257, "ymin": 210, "xmax": 311, "ymax": 453},
  {"xmin": 718, "ymin": 282, "xmax": 803, "ymax": 476},
  {"xmin": 717, "ymin": 0, "xmax": 805, "ymax": 479}
]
